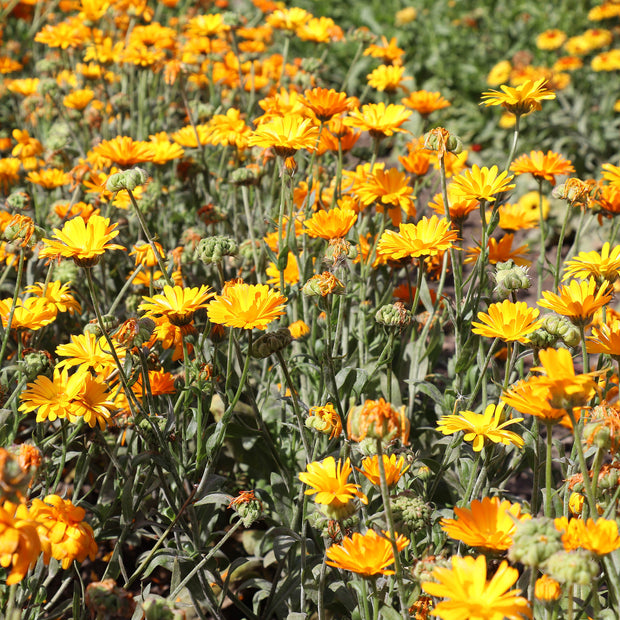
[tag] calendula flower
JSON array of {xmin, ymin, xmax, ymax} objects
[
  {"xmin": 587, "ymin": 320, "xmax": 620, "ymax": 361},
  {"xmin": 472, "ymin": 300, "xmax": 543, "ymax": 343},
  {"xmin": 299, "ymin": 457, "xmax": 367, "ymax": 508},
  {"xmin": 302, "ymin": 272, "xmax": 345, "ymax": 297},
  {"xmin": 441, "ymin": 497, "xmax": 530, "ymax": 551},
  {"xmin": 0, "ymin": 297, "xmax": 57, "ymax": 331},
  {"xmin": 91, "ymin": 136, "xmax": 154, "ymax": 166},
  {"xmin": 0, "ymin": 501, "xmax": 41, "ymax": 585},
  {"xmin": 363, "ymin": 36, "xmax": 405, "ymax": 66},
  {"xmin": 26, "ymin": 168, "xmax": 72, "ymax": 189},
  {"xmin": 538, "ymin": 278, "xmax": 613, "ymax": 327},
  {"xmin": 347, "ymin": 398, "xmax": 410, "ymax": 444},
  {"xmin": 465, "ymin": 234, "xmax": 531, "ymax": 266},
  {"xmin": 288, "ymin": 319, "xmax": 310, "ymax": 339},
  {"xmin": 344, "ymin": 102, "xmax": 412, "ymax": 140},
  {"xmin": 429, "ymin": 186, "xmax": 479, "ymax": 226},
  {"xmin": 23, "ymin": 281, "xmax": 81, "ymax": 315},
  {"xmin": 401, "ymin": 90, "xmax": 451, "ymax": 115},
  {"xmin": 502, "ymin": 379, "xmax": 572, "ymax": 425},
  {"xmin": 436, "ymin": 402, "xmax": 524, "ymax": 452},
  {"xmin": 510, "ymin": 150, "xmax": 575, "ymax": 185},
  {"xmin": 39, "ymin": 214, "xmax": 125, "ymax": 268},
  {"xmin": 376, "ymin": 216, "xmax": 458, "ymax": 262},
  {"xmin": 71, "ymin": 372, "xmax": 116, "ymax": 430},
  {"xmin": 266, "ymin": 252, "xmax": 300, "ymax": 288},
  {"xmin": 496, "ymin": 202, "xmax": 540, "ymax": 231},
  {"xmin": 306, "ymin": 403, "xmax": 342, "ymax": 439},
  {"xmin": 301, "ymin": 87, "xmax": 356, "ymax": 122},
  {"xmin": 555, "ymin": 517, "xmax": 620, "ymax": 555},
  {"xmin": 63, "ymin": 88, "xmax": 95, "ymax": 110},
  {"xmin": 358, "ymin": 454, "xmax": 410, "ymax": 487},
  {"xmin": 30, "ymin": 495, "xmax": 97, "ymax": 569},
  {"xmin": 325, "ymin": 529, "xmax": 409, "ymax": 577},
  {"xmin": 55, "ymin": 332, "xmax": 125, "ymax": 376},
  {"xmin": 536, "ymin": 29, "xmax": 567, "ymax": 50},
  {"xmin": 207, "ymin": 281, "xmax": 287, "ymax": 330},
  {"xmin": 451, "ymin": 165, "xmax": 515, "ymax": 202},
  {"xmin": 303, "ymin": 207, "xmax": 357, "ymax": 239},
  {"xmin": 535, "ymin": 574, "xmax": 562, "ymax": 602},
  {"xmin": 422, "ymin": 555, "xmax": 532, "ymax": 620},
  {"xmin": 249, "ymin": 115, "xmax": 319, "ymax": 158},
  {"xmin": 0, "ymin": 158, "xmax": 21, "ymax": 192},
  {"xmin": 139, "ymin": 285, "xmax": 214, "ymax": 327},
  {"xmin": 481, "ymin": 78, "xmax": 556, "ymax": 116},
  {"xmin": 367, "ymin": 64, "xmax": 407, "ymax": 93},
  {"xmin": 563, "ymin": 243, "xmax": 620, "ymax": 284}
]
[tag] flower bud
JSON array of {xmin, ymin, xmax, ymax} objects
[
  {"xmin": 508, "ymin": 517, "xmax": 564, "ymax": 567},
  {"xmin": 86, "ymin": 580, "xmax": 136, "ymax": 619},
  {"xmin": 228, "ymin": 490, "xmax": 264, "ymax": 528},
  {"xmin": 534, "ymin": 574, "xmax": 561, "ymax": 602},
  {"xmin": 251, "ymin": 328, "xmax": 293, "ymax": 359},
  {"xmin": 84, "ymin": 314, "xmax": 119, "ymax": 337},
  {"xmin": 543, "ymin": 549, "xmax": 598, "ymax": 586},
  {"xmin": 494, "ymin": 260, "xmax": 530, "ymax": 299},
  {"xmin": 21, "ymin": 349, "xmax": 54, "ymax": 381},
  {"xmin": 568, "ymin": 492, "xmax": 584, "ymax": 516},
  {"xmin": 5, "ymin": 191, "xmax": 31, "ymax": 211},
  {"xmin": 391, "ymin": 491, "xmax": 431, "ymax": 535},
  {"xmin": 306, "ymin": 403, "xmax": 342, "ymax": 439},
  {"xmin": 302, "ymin": 272, "xmax": 345, "ymax": 297},
  {"xmin": 114, "ymin": 317, "xmax": 156, "ymax": 349},
  {"xmin": 143, "ymin": 595, "xmax": 188, "ymax": 620},
  {"xmin": 230, "ymin": 166, "xmax": 263, "ymax": 186},
  {"xmin": 410, "ymin": 555, "xmax": 451, "ymax": 584},
  {"xmin": 318, "ymin": 498, "xmax": 359, "ymax": 520},
  {"xmin": 106, "ymin": 168, "xmax": 149, "ymax": 193},
  {"xmin": 375, "ymin": 302, "xmax": 413, "ymax": 329},
  {"xmin": 195, "ymin": 235, "xmax": 238, "ymax": 264}
]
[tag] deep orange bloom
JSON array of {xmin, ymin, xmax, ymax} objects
[
  {"xmin": 402, "ymin": 90, "xmax": 451, "ymax": 115},
  {"xmin": 301, "ymin": 88, "xmax": 356, "ymax": 122},
  {"xmin": 303, "ymin": 207, "xmax": 357, "ymax": 239},
  {"xmin": 510, "ymin": 150, "xmax": 575, "ymax": 185}
]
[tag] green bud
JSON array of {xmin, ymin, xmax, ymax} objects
[
  {"xmin": 221, "ymin": 11, "xmax": 242, "ymax": 27},
  {"xmin": 391, "ymin": 491, "xmax": 431, "ymax": 535},
  {"xmin": 542, "ymin": 315, "xmax": 581, "ymax": 348},
  {"xmin": 494, "ymin": 260, "xmax": 530, "ymax": 299},
  {"xmin": 232, "ymin": 496, "xmax": 264, "ymax": 528},
  {"xmin": 106, "ymin": 168, "xmax": 149, "ymax": 193},
  {"xmin": 5, "ymin": 191, "xmax": 31, "ymax": 211},
  {"xmin": 195, "ymin": 235, "xmax": 238, "ymax": 264},
  {"xmin": 230, "ymin": 167, "xmax": 262, "ymax": 186},
  {"xmin": 318, "ymin": 498, "xmax": 359, "ymax": 520},
  {"xmin": 508, "ymin": 517, "xmax": 564, "ymax": 568},
  {"xmin": 37, "ymin": 78, "xmax": 59, "ymax": 97},
  {"xmin": 251, "ymin": 328, "xmax": 293, "ymax": 359},
  {"xmin": 46, "ymin": 123, "xmax": 71, "ymax": 151},
  {"xmin": 143, "ymin": 595, "xmax": 188, "ymax": 620},
  {"xmin": 584, "ymin": 422, "xmax": 611, "ymax": 451},
  {"xmin": 307, "ymin": 511, "xmax": 359, "ymax": 538},
  {"xmin": 543, "ymin": 549, "xmax": 599, "ymax": 586},
  {"xmin": 84, "ymin": 314, "xmax": 119, "ymax": 337},
  {"xmin": 21, "ymin": 350, "xmax": 54, "ymax": 381},
  {"xmin": 375, "ymin": 302, "xmax": 413, "ymax": 328},
  {"xmin": 411, "ymin": 555, "xmax": 451, "ymax": 584}
]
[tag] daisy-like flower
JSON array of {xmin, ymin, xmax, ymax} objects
[
  {"xmin": 366, "ymin": 65, "xmax": 407, "ymax": 93},
  {"xmin": 288, "ymin": 319, "xmax": 310, "ymax": 340},
  {"xmin": 481, "ymin": 78, "xmax": 556, "ymax": 116},
  {"xmin": 451, "ymin": 165, "xmax": 515, "ymax": 202},
  {"xmin": 303, "ymin": 207, "xmax": 357, "ymax": 240},
  {"xmin": 538, "ymin": 278, "xmax": 613, "ymax": 327},
  {"xmin": 358, "ymin": 454, "xmax": 410, "ymax": 487},
  {"xmin": 502, "ymin": 379, "xmax": 573, "ymax": 426},
  {"xmin": 91, "ymin": 136, "xmax": 154, "ymax": 166},
  {"xmin": 0, "ymin": 297, "xmax": 57, "ymax": 331},
  {"xmin": 376, "ymin": 216, "xmax": 458, "ymax": 262},
  {"xmin": 249, "ymin": 115, "xmax": 319, "ymax": 158},
  {"xmin": 441, "ymin": 497, "xmax": 530, "ymax": 552},
  {"xmin": 306, "ymin": 403, "xmax": 342, "ymax": 439},
  {"xmin": 437, "ymin": 402, "xmax": 524, "ymax": 452},
  {"xmin": 63, "ymin": 88, "xmax": 95, "ymax": 110},
  {"xmin": 363, "ymin": 36, "xmax": 405, "ymax": 66},
  {"xmin": 536, "ymin": 29, "xmax": 567, "ymax": 50},
  {"xmin": 510, "ymin": 150, "xmax": 575, "ymax": 186},
  {"xmin": 465, "ymin": 233, "xmax": 531, "ymax": 266},
  {"xmin": 401, "ymin": 90, "xmax": 451, "ymax": 115},
  {"xmin": 129, "ymin": 241, "xmax": 166, "ymax": 268},
  {"xmin": 29, "ymin": 495, "xmax": 97, "ymax": 569},
  {"xmin": 562, "ymin": 243, "xmax": 620, "ymax": 284},
  {"xmin": 55, "ymin": 332, "xmax": 125, "ymax": 376},
  {"xmin": 72, "ymin": 372, "xmax": 116, "ymax": 430},
  {"xmin": 555, "ymin": 517, "xmax": 620, "ymax": 555},
  {"xmin": 344, "ymin": 102, "xmax": 412, "ymax": 140},
  {"xmin": 429, "ymin": 186, "xmax": 479, "ymax": 226},
  {"xmin": 587, "ymin": 320, "xmax": 620, "ymax": 361},
  {"xmin": 265, "ymin": 252, "xmax": 300, "ymax": 288},
  {"xmin": 496, "ymin": 202, "xmax": 540, "ymax": 231},
  {"xmin": 207, "ymin": 281, "xmax": 287, "ymax": 330},
  {"xmin": 139, "ymin": 285, "xmax": 214, "ymax": 327},
  {"xmin": 39, "ymin": 214, "xmax": 125, "ymax": 268},
  {"xmin": 299, "ymin": 457, "xmax": 367, "ymax": 508},
  {"xmin": 472, "ymin": 300, "xmax": 543, "ymax": 343},
  {"xmin": 24, "ymin": 281, "xmax": 81, "ymax": 315},
  {"xmin": 301, "ymin": 87, "xmax": 356, "ymax": 122},
  {"xmin": 26, "ymin": 168, "xmax": 72, "ymax": 189},
  {"xmin": 325, "ymin": 529, "xmax": 409, "ymax": 577},
  {"xmin": 422, "ymin": 555, "xmax": 532, "ymax": 620},
  {"xmin": 0, "ymin": 501, "xmax": 41, "ymax": 585},
  {"xmin": 602, "ymin": 163, "xmax": 620, "ymax": 188}
]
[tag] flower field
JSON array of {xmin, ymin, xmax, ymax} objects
[{"xmin": 1, "ymin": 0, "xmax": 620, "ymax": 618}]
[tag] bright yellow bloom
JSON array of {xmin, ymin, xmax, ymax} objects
[
  {"xmin": 510, "ymin": 150, "xmax": 574, "ymax": 185},
  {"xmin": 129, "ymin": 241, "xmax": 166, "ymax": 268},
  {"xmin": 587, "ymin": 320, "xmax": 620, "ymax": 361},
  {"xmin": 536, "ymin": 29, "xmax": 567, "ymax": 50},
  {"xmin": 30, "ymin": 495, "xmax": 97, "ymax": 569},
  {"xmin": 472, "ymin": 300, "xmax": 542, "ymax": 343},
  {"xmin": 325, "ymin": 529, "xmax": 409, "ymax": 577},
  {"xmin": 39, "ymin": 214, "xmax": 125, "ymax": 268},
  {"xmin": 562, "ymin": 243, "xmax": 620, "ymax": 284},
  {"xmin": 538, "ymin": 278, "xmax": 613, "ymax": 327},
  {"xmin": 441, "ymin": 497, "xmax": 530, "ymax": 551},
  {"xmin": 24, "ymin": 281, "xmax": 81, "ymax": 315},
  {"xmin": 71, "ymin": 372, "xmax": 116, "ymax": 430},
  {"xmin": 429, "ymin": 185, "xmax": 479, "ymax": 226},
  {"xmin": 555, "ymin": 517, "xmax": 620, "ymax": 555},
  {"xmin": 296, "ymin": 16, "xmax": 343, "ymax": 43},
  {"xmin": 299, "ymin": 457, "xmax": 367, "ymax": 507},
  {"xmin": 481, "ymin": 78, "xmax": 556, "ymax": 116},
  {"xmin": 376, "ymin": 216, "xmax": 458, "ymax": 262},
  {"xmin": 266, "ymin": 252, "xmax": 300, "ymax": 288},
  {"xmin": 436, "ymin": 402, "xmax": 524, "ymax": 452},
  {"xmin": 602, "ymin": 163, "xmax": 620, "ymax": 188},
  {"xmin": 401, "ymin": 90, "xmax": 450, "ymax": 115},
  {"xmin": 205, "ymin": 109, "xmax": 252, "ymax": 150},
  {"xmin": 366, "ymin": 65, "xmax": 407, "ymax": 93},
  {"xmin": 363, "ymin": 36, "xmax": 405, "ymax": 66},
  {"xmin": 139, "ymin": 285, "xmax": 214, "ymax": 326},
  {"xmin": 451, "ymin": 165, "xmax": 515, "ymax": 202},
  {"xmin": 344, "ymin": 102, "xmax": 411, "ymax": 140},
  {"xmin": 502, "ymin": 379, "xmax": 572, "ymax": 426},
  {"xmin": 26, "ymin": 168, "xmax": 72, "ymax": 189},
  {"xmin": 422, "ymin": 555, "xmax": 532, "ymax": 620},
  {"xmin": 465, "ymin": 233, "xmax": 531, "ymax": 266},
  {"xmin": 358, "ymin": 454, "xmax": 410, "ymax": 487},
  {"xmin": 288, "ymin": 319, "xmax": 310, "ymax": 340},
  {"xmin": 0, "ymin": 297, "xmax": 57, "ymax": 331},
  {"xmin": 91, "ymin": 136, "xmax": 154, "ymax": 166},
  {"xmin": 55, "ymin": 332, "xmax": 125, "ymax": 376},
  {"xmin": 207, "ymin": 281, "xmax": 286, "ymax": 330},
  {"xmin": 303, "ymin": 207, "xmax": 357, "ymax": 239},
  {"xmin": 534, "ymin": 574, "xmax": 562, "ymax": 601},
  {"xmin": 63, "ymin": 88, "xmax": 95, "ymax": 110},
  {"xmin": 249, "ymin": 115, "xmax": 319, "ymax": 158},
  {"xmin": 0, "ymin": 501, "xmax": 41, "ymax": 585}
]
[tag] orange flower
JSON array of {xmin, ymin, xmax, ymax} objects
[
  {"xmin": 249, "ymin": 115, "xmax": 319, "ymax": 158},
  {"xmin": 0, "ymin": 501, "xmax": 40, "ymax": 585},
  {"xmin": 91, "ymin": 136, "xmax": 154, "ymax": 167},
  {"xmin": 451, "ymin": 165, "xmax": 515, "ymax": 202},
  {"xmin": 358, "ymin": 454, "xmax": 410, "ymax": 487},
  {"xmin": 402, "ymin": 90, "xmax": 451, "ymax": 115},
  {"xmin": 301, "ymin": 87, "xmax": 356, "ymax": 122},
  {"xmin": 510, "ymin": 150, "xmax": 574, "ymax": 185},
  {"xmin": 303, "ymin": 207, "xmax": 357, "ymax": 239},
  {"xmin": 347, "ymin": 398, "xmax": 410, "ymax": 444},
  {"xmin": 355, "ymin": 167, "xmax": 416, "ymax": 225},
  {"xmin": 344, "ymin": 102, "xmax": 411, "ymax": 140},
  {"xmin": 465, "ymin": 233, "xmax": 531, "ymax": 266},
  {"xmin": 363, "ymin": 36, "xmax": 405, "ymax": 66}
]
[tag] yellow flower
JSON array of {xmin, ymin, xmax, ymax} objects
[
  {"xmin": 129, "ymin": 241, "xmax": 166, "ymax": 268},
  {"xmin": 63, "ymin": 88, "xmax": 95, "ymax": 110},
  {"xmin": 366, "ymin": 65, "xmax": 407, "ymax": 93},
  {"xmin": 562, "ymin": 242, "xmax": 620, "ymax": 284},
  {"xmin": 30, "ymin": 495, "xmax": 97, "ymax": 569},
  {"xmin": 536, "ymin": 29, "xmax": 567, "ymax": 50},
  {"xmin": 91, "ymin": 136, "xmax": 154, "ymax": 166},
  {"xmin": 139, "ymin": 285, "xmax": 214, "ymax": 327},
  {"xmin": 472, "ymin": 300, "xmax": 543, "ymax": 343},
  {"xmin": 288, "ymin": 319, "xmax": 310, "ymax": 339},
  {"xmin": 555, "ymin": 517, "xmax": 620, "ymax": 555},
  {"xmin": 266, "ymin": 252, "xmax": 300, "ymax": 288},
  {"xmin": 502, "ymin": 379, "xmax": 572, "ymax": 426},
  {"xmin": 301, "ymin": 87, "xmax": 356, "ymax": 122},
  {"xmin": 0, "ymin": 501, "xmax": 41, "ymax": 585},
  {"xmin": 538, "ymin": 278, "xmax": 613, "ymax": 327},
  {"xmin": 402, "ymin": 90, "xmax": 450, "ymax": 115},
  {"xmin": 23, "ymin": 281, "xmax": 81, "ymax": 315},
  {"xmin": 207, "ymin": 281, "xmax": 287, "ymax": 330},
  {"xmin": 587, "ymin": 320, "xmax": 620, "ymax": 361},
  {"xmin": 358, "ymin": 454, "xmax": 410, "ymax": 487},
  {"xmin": 71, "ymin": 371, "xmax": 116, "ymax": 430},
  {"xmin": 39, "ymin": 214, "xmax": 125, "ymax": 268},
  {"xmin": 451, "ymin": 165, "xmax": 515, "ymax": 202},
  {"xmin": 441, "ymin": 497, "xmax": 530, "ymax": 551},
  {"xmin": 510, "ymin": 150, "xmax": 574, "ymax": 186},
  {"xmin": 496, "ymin": 202, "xmax": 540, "ymax": 231},
  {"xmin": 26, "ymin": 168, "xmax": 72, "ymax": 189},
  {"xmin": 0, "ymin": 297, "xmax": 57, "ymax": 331},
  {"xmin": 376, "ymin": 216, "xmax": 458, "ymax": 262},
  {"xmin": 325, "ymin": 529, "xmax": 409, "ymax": 577},
  {"xmin": 363, "ymin": 36, "xmax": 405, "ymax": 65},
  {"xmin": 344, "ymin": 102, "xmax": 411, "ymax": 140},
  {"xmin": 299, "ymin": 457, "xmax": 367, "ymax": 507},
  {"xmin": 535, "ymin": 574, "xmax": 562, "ymax": 602},
  {"xmin": 303, "ymin": 207, "xmax": 358, "ymax": 239},
  {"xmin": 436, "ymin": 402, "xmax": 524, "ymax": 452},
  {"xmin": 481, "ymin": 78, "xmax": 556, "ymax": 116},
  {"xmin": 55, "ymin": 332, "xmax": 125, "ymax": 376},
  {"xmin": 465, "ymin": 233, "xmax": 531, "ymax": 266},
  {"xmin": 248, "ymin": 115, "xmax": 319, "ymax": 158}
]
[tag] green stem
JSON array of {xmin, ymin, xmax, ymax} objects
[
  {"xmin": 579, "ymin": 324, "xmax": 589, "ymax": 373},
  {"xmin": 536, "ymin": 179, "xmax": 547, "ymax": 298},
  {"xmin": 359, "ymin": 577, "xmax": 372, "ymax": 620},
  {"xmin": 553, "ymin": 202, "xmax": 572, "ymax": 292},
  {"xmin": 504, "ymin": 114, "xmax": 521, "ymax": 171},
  {"xmin": 466, "ymin": 338, "xmax": 499, "ymax": 409},
  {"xmin": 545, "ymin": 423, "xmax": 554, "ymax": 517},
  {"xmin": 567, "ymin": 408, "xmax": 597, "ymax": 518}
]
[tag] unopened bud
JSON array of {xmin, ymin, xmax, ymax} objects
[
  {"xmin": 106, "ymin": 168, "xmax": 149, "ymax": 193},
  {"xmin": 195, "ymin": 235, "xmax": 238, "ymax": 264},
  {"xmin": 251, "ymin": 328, "xmax": 293, "ymax": 358}
]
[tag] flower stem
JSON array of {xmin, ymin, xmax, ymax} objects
[
  {"xmin": 553, "ymin": 202, "xmax": 572, "ymax": 292},
  {"xmin": 544, "ymin": 422, "xmax": 554, "ymax": 517},
  {"xmin": 567, "ymin": 408, "xmax": 597, "ymax": 518},
  {"xmin": 504, "ymin": 114, "xmax": 521, "ymax": 171}
]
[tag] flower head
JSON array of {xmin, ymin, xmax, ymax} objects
[
  {"xmin": 587, "ymin": 320, "xmax": 620, "ymax": 361},
  {"xmin": 563, "ymin": 242, "xmax": 620, "ymax": 284},
  {"xmin": 510, "ymin": 150, "xmax": 574, "ymax": 186},
  {"xmin": 451, "ymin": 165, "xmax": 515, "ymax": 202},
  {"xmin": 299, "ymin": 457, "xmax": 367, "ymax": 508},
  {"xmin": 502, "ymin": 379, "xmax": 573, "ymax": 426},
  {"xmin": 325, "ymin": 529, "xmax": 409, "ymax": 577},
  {"xmin": 0, "ymin": 297, "xmax": 57, "ymax": 331},
  {"xmin": 472, "ymin": 300, "xmax": 543, "ymax": 343},
  {"xmin": 441, "ymin": 497, "xmax": 530, "ymax": 552},
  {"xmin": 303, "ymin": 207, "xmax": 357, "ymax": 239},
  {"xmin": 422, "ymin": 555, "xmax": 532, "ymax": 620},
  {"xmin": 436, "ymin": 402, "xmax": 524, "ymax": 452},
  {"xmin": 306, "ymin": 403, "xmax": 342, "ymax": 439},
  {"xmin": 402, "ymin": 90, "xmax": 450, "ymax": 115},
  {"xmin": 481, "ymin": 78, "xmax": 556, "ymax": 116},
  {"xmin": 0, "ymin": 501, "xmax": 41, "ymax": 584},
  {"xmin": 347, "ymin": 398, "xmax": 410, "ymax": 444},
  {"xmin": 249, "ymin": 115, "xmax": 319, "ymax": 158},
  {"xmin": 355, "ymin": 167, "xmax": 416, "ymax": 225},
  {"xmin": 91, "ymin": 136, "xmax": 154, "ymax": 166},
  {"xmin": 358, "ymin": 454, "xmax": 410, "ymax": 487},
  {"xmin": 207, "ymin": 281, "xmax": 287, "ymax": 330},
  {"xmin": 301, "ymin": 87, "xmax": 356, "ymax": 122},
  {"xmin": 465, "ymin": 233, "xmax": 531, "ymax": 267},
  {"xmin": 139, "ymin": 285, "xmax": 214, "ymax": 326},
  {"xmin": 344, "ymin": 102, "xmax": 411, "ymax": 140},
  {"xmin": 555, "ymin": 517, "xmax": 620, "ymax": 555}
]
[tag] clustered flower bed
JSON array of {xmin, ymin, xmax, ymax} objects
[{"xmin": 0, "ymin": 0, "xmax": 620, "ymax": 618}]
